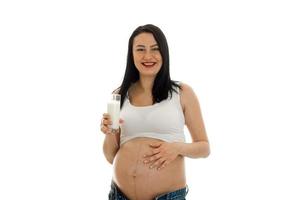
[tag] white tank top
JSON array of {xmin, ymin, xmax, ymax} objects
[{"xmin": 119, "ymin": 84, "xmax": 186, "ymax": 145}]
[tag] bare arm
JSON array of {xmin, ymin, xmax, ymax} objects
[
  {"xmin": 103, "ymin": 134, "xmax": 119, "ymax": 164},
  {"xmin": 175, "ymin": 141, "xmax": 210, "ymax": 158},
  {"xmin": 101, "ymin": 113, "xmax": 122, "ymax": 164},
  {"xmin": 143, "ymin": 83, "xmax": 210, "ymax": 170},
  {"xmin": 178, "ymin": 83, "xmax": 210, "ymax": 158}
]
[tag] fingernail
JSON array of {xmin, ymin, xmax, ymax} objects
[
  {"xmin": 143, "ymin": 155, "xmax": 146, "ymax": 157},
  {"xmin": 149, "ymin": 166, "xmax": 153, "ymax": 169}
]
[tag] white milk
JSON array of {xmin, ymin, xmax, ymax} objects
[{"xmin": 107, "ymin": 100, "xmax": 120, "ymax": 131}]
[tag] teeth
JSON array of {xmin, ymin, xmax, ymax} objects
[{"xmin": 142, "ymin": 62, "xmax": 155, "ymax": 66}]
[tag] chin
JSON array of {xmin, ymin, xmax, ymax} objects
[
  {"xmin": 137, "ymin": 66, "xmax": 161, "ymax": 76},
  {"xmin": 139, "ymin": 71, "xmax": 159, "ymax": 77}
]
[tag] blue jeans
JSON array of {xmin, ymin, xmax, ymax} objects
[{"xmin": 108, "ymin": 181, "xmax": 188, "ymax": 200}]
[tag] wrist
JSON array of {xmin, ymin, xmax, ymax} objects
[
  {"xmin": 105, "ymin": 132, "xmax": 119, "ymax": 148},
  {"xmin": 174, "ymin": 142, "xmax": 185, "ymax": 156}
]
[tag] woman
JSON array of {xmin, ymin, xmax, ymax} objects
[{"xmin": 101, "ymin": 24, "xmax": 210, "ymax": 200}]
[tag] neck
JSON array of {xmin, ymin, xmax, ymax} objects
[{"xmin": 136, "ymin": 76, "xmax": 155, "ymax": 93}]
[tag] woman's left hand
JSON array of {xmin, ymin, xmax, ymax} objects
[{"xmin": 143, "ymin": 142, "xmax": 181, "ymax": 170}]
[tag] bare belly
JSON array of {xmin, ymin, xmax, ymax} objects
[{"xmin": 112, "ymin": 137, "xmax": 186, "ymax": 200}]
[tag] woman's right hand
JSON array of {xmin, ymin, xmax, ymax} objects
[{"xmin": 100, "ymin": 113, "xmax": 123, "ymax": 134}]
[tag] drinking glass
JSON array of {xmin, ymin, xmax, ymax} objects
[{"xmin": 107, "ymin": 94, "xmax": 121, "ymax": 133}]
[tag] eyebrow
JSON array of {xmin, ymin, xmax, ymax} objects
[{"xmin": 135, "ymin": 44, "xmax": 159, "ymax": 48}]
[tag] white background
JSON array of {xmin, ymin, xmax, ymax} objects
[{"xmin": 1, "ymin": 0, "xmax": 300, "ymax": 199}]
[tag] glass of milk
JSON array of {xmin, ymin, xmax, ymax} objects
[{"xmin": 107, "ymin": 94, "xmax": 121, "ymax": 133}]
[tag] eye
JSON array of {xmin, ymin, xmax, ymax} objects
[
  {"xmin": 136, "ymin": 48, "xmax": 145, "ymax": 51},
  {"xmin": 152, "ymin": 47, "xmax": 160, "ymax": 51}
]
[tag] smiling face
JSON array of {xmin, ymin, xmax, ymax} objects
[{"xmin": 132, "ymin": 33, "xmax": 162, "ymax": 78}]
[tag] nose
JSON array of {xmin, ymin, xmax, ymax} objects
[{"xmin": 143, "ymin": 50, "xmax": 153, "ymax": 60}]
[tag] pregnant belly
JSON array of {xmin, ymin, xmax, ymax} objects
[{"xmin": 112, "ymin": 137, "xmax": 186, "ymax": 200}]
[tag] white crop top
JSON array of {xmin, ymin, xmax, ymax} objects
[{"xmin": 119, "ymin": 84, "xmax": 186, "ymax": 145}]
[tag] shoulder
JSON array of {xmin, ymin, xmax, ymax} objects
[
  {"xmin": 178, "ymin": 82, "xmax": 198, "ymax": 111},
  {"xmin": 172, "ymin": 81, "xmax": 192, "ymax": 93},
  {"xmin": 179, "ymin": 82, "xmax": 195, "ymax": 98}
]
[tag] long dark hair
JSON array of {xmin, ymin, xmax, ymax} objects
[{"xmin": 116, "ymin": 24, "xmax": 181, "ymax": 108}]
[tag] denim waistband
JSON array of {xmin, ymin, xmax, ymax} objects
[
  {"xmin": 109, "ymin": 181, "xmax": 188, "ymax": 200},
  {"xmin": 110, "ymin": 181, "xmax": 129, "ymax": 200},
  {"xmin": 154, "ymin": 185, "xmax": 188, "ymax": 200}
]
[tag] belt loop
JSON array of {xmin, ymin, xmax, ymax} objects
[{"xmin": 186, "ymin": 185, "xmax": 189, "ymax": 195}]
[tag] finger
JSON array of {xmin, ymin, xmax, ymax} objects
[
  {"xmin": 101, "ymin": 126, "xmax": 109, "ymax": 134},
  {"xmin": 101, "ymin": 126, "xmax": 108, "ymax": 134},
  {"xmin": 102, "ymin": 113, "xmax": 110, "ymax": 119},
  {"xmin": 101, "ymin": 126, "xmax": 112, "ymax": 134},
  {"xmin": 102, "ymin": 119, "xmax": 112, "ymax": 126},
  {"xmin": 143, "ymin": 149, "xmax": 160, "ymax": 158},
  {"xmin": 143, "ymin": 153, "xmax": 161, "ymax": 164},
  {"xmin": 149, "ymin": 142, "xmax": 162, "ymax": 148},
  {"xmin": 149, "ymin": 153, "xmax": 162, "ymax": 162},
  {"xmin": 150, "ymin": 158, "xmax": 165, "ymax": 169},
  {"xmin": 157, "ymin": 160, "xmax": 167, "ymax": 170},
  {"xmin": 158, "ymin": 160, "xmax": 170, "ymax": 171}
]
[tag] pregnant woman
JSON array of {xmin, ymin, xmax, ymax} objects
[{"xmin": 101, "ymin": 24, "xmax": 210, "ymax": 200}]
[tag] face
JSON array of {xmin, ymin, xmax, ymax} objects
[{"xmin": 132, "ymin": 33, "xmax": 162, "ymax": 77}]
